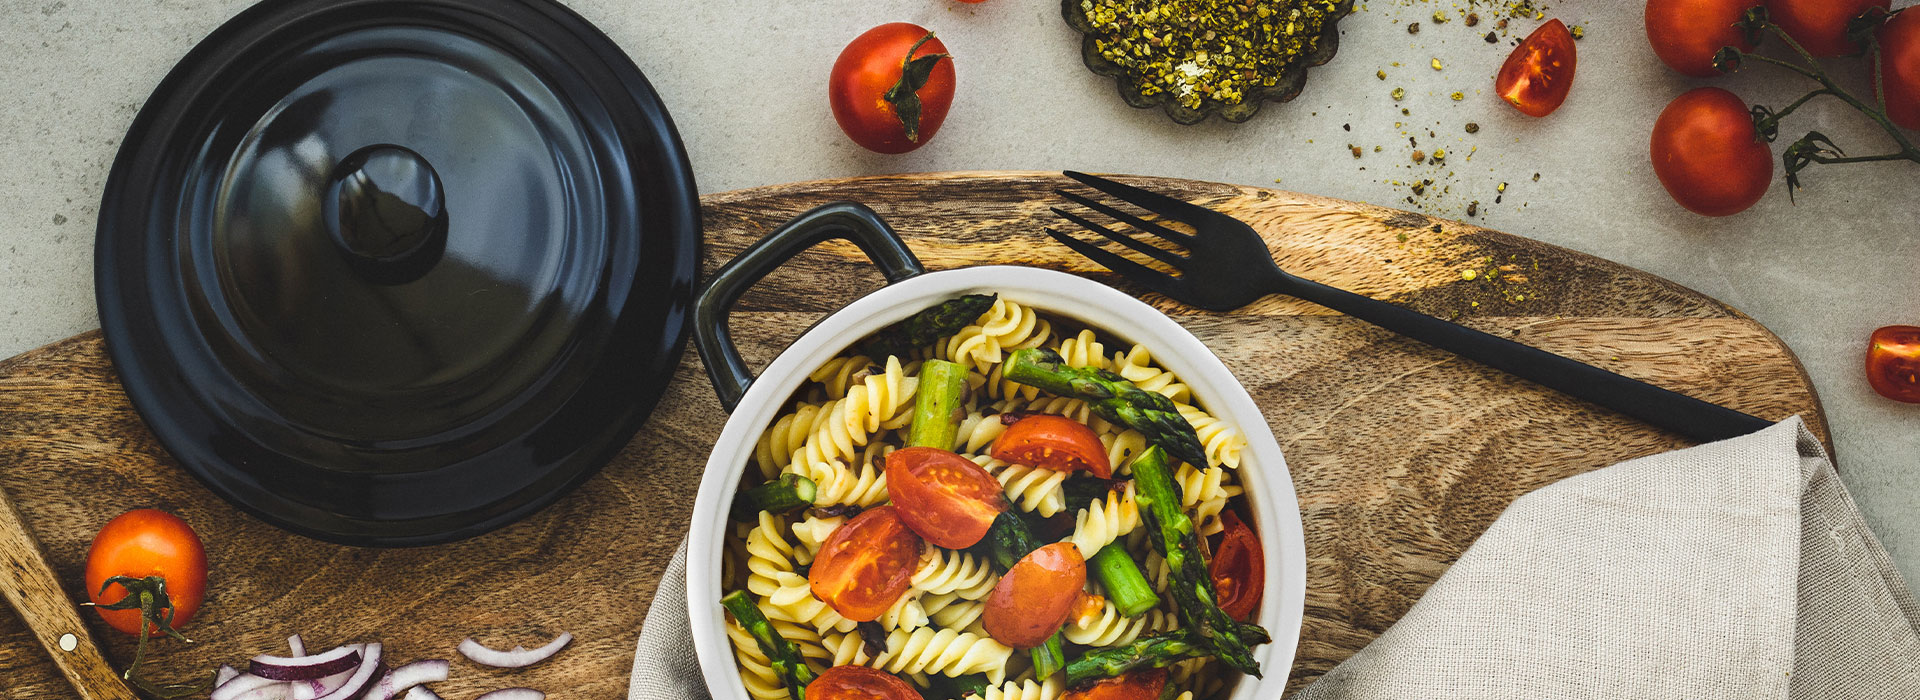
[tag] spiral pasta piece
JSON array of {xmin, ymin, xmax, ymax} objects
[
  {"xmin": 1064, "ymin": 600, "xmax": 1180, "ymax": 647},
  {"xmin": 763, "ymin": 572, "xmax": 858, "ymax": 635},
  {"xmin": 823, "ymin": 627, "xmax": 1015, "ymax": 683},
  {"xmin": 980, "ymin": 675, "xmax": 1064, "ymax": 700},
  {"xmin": 1055, "ymin": 329, "xmax": 1109, "ymax": 369},
  {"xmin": 808, "ymin": 355, "xmax": 876, "ymax": 399},
  {"xmin": 879, "ymin": 592, "xmax": 930, "ymax": 631},
  {"xmin": 1069, "ymin": 481, "xmax": 1141, "ymax": 559},
  {"xmin": 1175, "ymin": 402, "xmax": 1246, "ymax": 470},
  {"xmin": 746, "ymin": 512, "xmax": 799, "ymax": 597},
  {"xmin": 1100, "ymin": 429, "xmax": 1148, "ymax": 475},
  {"xmin": 787, "ymin": 357, "xmax": 918, "ymax": 468},
  {"xmin": 789, "ymin": 458, "xmax": 890, "ymax": 508},
  {"xmin": 981, "ymin": 361, "xmax": 1041, "ymax": 402},
  {"xmin": 968, "ymin": 454, "xmax": 1066, "ymax": 517},
  {"xmin": 954, "ymin": 411, "xmax": 1010, "ymax": 454},
  {"xmin": 911, "ymin": 547, "xmax": 998, "ymax": 600},
  {"xmin": 790, "ymin": 515, "xmax": 844, "ymax": 565},
  {"xmin": 923, "ymin": 593, "xmax": 986, "ymax": 631},
  {"xmin": 1170, "ymin": 658, "xmax": 1228, "ymax": 698},
  {"xmin": 756, "ymin": 403, "xmax": 822, "ymax": 479},
  {"xmin": 1140, "ymin": 548, "xmax": 1174, "ymax": 593},
  {"xmin": 1110, "ymin": 345, "xmax": 1192, "ymax": 403},
  {"xmin": 726, "ymin": 619, "xmax": 794, "ymax": 700}
]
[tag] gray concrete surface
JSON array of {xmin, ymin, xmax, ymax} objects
[{"xmin": 3, "ymin": 0, "xmax": 1916, "ymax": 579}]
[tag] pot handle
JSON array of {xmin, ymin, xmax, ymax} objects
[{"xmin": 693, "ymin": 202, "xmax": 925, "ymax": 412}]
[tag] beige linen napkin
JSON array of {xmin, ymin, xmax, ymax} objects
[{"xmin": 633, "ymin": 416, "xmax": 1920, "ymax": 699}]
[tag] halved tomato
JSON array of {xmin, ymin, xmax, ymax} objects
[
  {"xmin": 809, "ymin": 506, "xmax": 924, "ymax": 622},
  {"xmin": 885, "ymin": 447, "xmax": 1007, "ymax": 548},
  {"xmin": 1210, "ymin": 511, "xmax": 1265, "ymax": 621},
  {"xmin": 1062, "ymin": 668, "xmax": 1169, "ymax": 700},
  {"xmin": 983, "ymin": 542, "xmax": 1086, "ymax": 648},
  {"xmin": 990, "ymin": 414, "xmax": 1112, "ymax": 478},
  {"xmin": 806, "ymin": 665, "xmax": 920, "ymax": 700},
  {"xmin": 1497, "ymin": 18, "xmax": 1577, "ymax": 117}
]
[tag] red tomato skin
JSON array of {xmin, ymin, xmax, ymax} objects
[
  {"xmin": 1877, "ymin": 9, "xmax": 1920, "ymax": 131},
  {"xmin": 828, "ymin": 23, "xmax": 954, "ymax": 154},
  {"xmin": 1496, "ymin": 19, "xmax": 1578, "ymax": 117},
  {"xmin": 1866, "ymin": 326, "xmax": 1920, "ymax": 404},
  {"xmin": 1645, "ymin": 0, "xmax": 1762, "ymax": 77},
  {"xmin": 983, "ymin": 542, "xmax": 1087, "ymax": 648},
  {"xmin": 806, "ymin": 665, "xmax": 920, "ymax": 700},
  {"xmin": 1650, "ymin": 87, "xmax": 1774, "ymax": 216},
  {"xmin": 84, "ymin": 509, "xmax": 208, "ymax": 637},
  {"xmin": 1062, "ymin": 668, "xmax": 1170, "ymax": 700},
  {"xmin": 1210, "ymin": 511, "xmax": 1265, "ymax": 621},
  {"xmin": 990, "ymin": 414, "xmax": 1113, "ymax": 478},
  {"xmin": 1768, "ymin": 0, "xmax": 1890, "ymax": 57},
  {"xmin": 885, "ymin": 447, "xmax": 1006, "ymax": 549},
  {"xmin": 809, "ymin": 506, "xmax": 925, "ymax": 622}
]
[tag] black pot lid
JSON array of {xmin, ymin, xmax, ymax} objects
[{"xmin": 94, "ymin": 0, "xmax": 700, "ymax": 546}]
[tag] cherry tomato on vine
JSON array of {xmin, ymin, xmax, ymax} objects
[
  {"xmin": 1767, "ymin": 0, "xmax": 1889, "ymax": 57},
  {"xmin": 1210, "ymin": 511, "xmax": 1265, "ymax": 622},
  {"xmin": 828, "ymin": 23, "xmax": 955, "ymax": 154},
  {"xmin": 983, "ymin": 542, "xmax": 1086, "ymax": 648},
  {"xmin": 84, "ymin": 509, "xmax": 207, "ymax": 637},
  {"xmin": 1062, "ymin": 668, "xmax": 1169, "ymax": 700},
  {"xmin": 1876, "ymin": 9, "xmax": 1920, "ymax": 131},
  {"xmin": 1496, "ymin": 19, "xmax": 1577, "ymax": 117},
  {"xmin": 1645, "ymin": 0, "xmax": 1761, "ymax": 77},
  {"xmin": 1866, "ymin": 326, "xmax": 1920, "ymax": 404},
  {"xmin": 805, "ymin": 666, "xmax": 920, "ymax": 700},
  {"xmin": 885, "ymin": 447, "xmax": 1006, "ymax": 549},
  {"xmin": 1650, "ymin": 87, "xmax": 1774, "ymax": 216},
  {"xmin": 809, "ymin": 506, "xmax": 923, "ymax": 622},
  {"xmin": 990, "ymin": 414, "xmax": 1112, "ymax": 478}
]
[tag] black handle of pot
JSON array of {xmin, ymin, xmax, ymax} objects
[{"xmin": 693, "ymin": 202, "xmax": 925, "ymax": 413}]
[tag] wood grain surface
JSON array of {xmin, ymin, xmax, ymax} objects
[{"xmin": 0, "ymin": 172, "xmax": 1827, "ymax": 698}]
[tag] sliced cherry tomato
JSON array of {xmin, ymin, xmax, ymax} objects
[
  {"xmin": 983, "ymin": 542, "xmax": 1086, "ymax": 649},
  {"xmin": 828, "ymin": 23, "xmax": 955, "ymax": 154},
  {"xmin": 85, "ymin": 509, "xmax": 207, "ymax": 637},
  {"xmin": 990, "ymin": 415, "xmax": 1112, "ymax": 478},
  {"xmin": 1768, "ymin": 0, "xmax": 1889, "ymax": 57},
  {"xmin": 1210, "ymin": 511, "xmax": 1265, "ymax": 622},
  {"xmin": 805, "ymin": 665, "xmax": 920, "ymax": 700},
  {"xmin": 809, "ymin": 506, "xmax": 924, "ymax": 622},
  {"xmin": 1645, "ymin": 0, "xmax": 1761, "ymax": 77},
  {"xmin": 1650, "ymin": 87, "xmax": 1774, "ymax": 216},
  {"xmin": 1867, "ymin": 326, "xmax": 1920, "ymax": 404},
  {"xmin": 885, "ymin": 447, "xmax": 1007, "ymax": 549},
  {"xmin": 1062, "ymin": 668, "xmax": 1169, "ymax": 700},
  {"xmin": 1496, "ymin": 19, "xmax": 1577, "ymax": 117},
  {"xmin": 1876, "ymin": 8, "xmax": 1920, "ymax": 131}
]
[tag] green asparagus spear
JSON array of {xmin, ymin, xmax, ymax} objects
[
  {"xmin": 861, "ymin": 294, "xmax": 998, "ymax": 359},
  {"xmin": 1001, "ymin": 349, "xmax": 1206, "ymax": 468},
  {"xmin": 1130, "ymin": 447, "xmax": 1265, "ymax": 677},
  {"xmin": 908, "ymin": 359, "xmax": 969, "ymax": 450},
  {"xmin": 1063, "ymin": 475, "xmax": 1122, "ymax": 517},
  {"xmin": 924, "ymin": 673, "xmax": 991, "ymax": 700},
  {"xmin": 1032, "ymin": 634, "xmax": 1067, "ymax": 681},
  {"xmin": 720, "ymin": 590, "xmax": 816, "ymax": 700},
  {"xmin": 1090, "ymin": 543, "xmax": 1159, "ymax": 617},
  {"xmin": 731, "ymin": 473, "xmax": 817, "ymax": 521},
  {"xmin": 1062, "ymin": 633, "xmax": 1208, "ymax": 687}
]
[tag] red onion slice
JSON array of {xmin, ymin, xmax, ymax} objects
[
  {"xmin": 456, "ymin": 632, "xmax": 572, "ymax": 668},
  {"xmin": 403, "ymin": 688, "xmax": 445, "ymax": 700},
  {"xmin": 474, "ymin": 689, "xmax": 544, "ymax": 700},
  {"xmin": 362, "ymin": 659, "xmax": 451, "ymax": 700},
  {"xmin": 215, "ymin": 665, "xmax": 240, "ymax": 687},
  {"xmin": 211, "ymin": 674, "xmax": 282, "ymax": 700},
  {"xmin": 287, "ymin": 634, "xmax": 305, "ymax": 656},
  {"xmin": 295, "ymin": 658, "xmax": 357, "ymax": 700},
  {"xmin": 249, "ymin": 646, "xmax": 362, "ymax": 681},
  {"xmin": 228, "ymin": 682, "xmax": 295, "ymax": 700},
  {"xmin": 312, "ymin": 643, "xmax": 382, "ymax": 700}
]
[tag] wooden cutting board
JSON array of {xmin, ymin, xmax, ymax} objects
[{"xmin": 0, "ymin": 172, "xmax": 1827, "ymax": 698}]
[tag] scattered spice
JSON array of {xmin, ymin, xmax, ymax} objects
[
  {"xmin": 1450, "ymin": 91, "xmax": 1465, "ymax": 101},
  {"xmin": 1465, "ymin": 13, "xmax": 1480, "ymax": 27},
  {"xmin": 1497, "ymin": 18, "xmax": 1509, "ymax": 30},
  {"xmin": 1464, "ymin": 122, "xmax": 1480, "ymax": 133},
  {"xmin": 1351, "ymin": 145, "xmax": 1363, "ymax": 158},
  {"xmin": 1376, "ymin": 69, "xmax": 1387, "ymax": 80},
  {"xmin": 1342, "ymin": 123, "xmax": 1351, "ymax": 131},
  {"xmin": 1431, "ymin": 11, "xmax": 1448, "ymax": 23},
  {"xmin": 1430, "ymin": 58, "xmax": 1444, "ymax": 71},
  {"xmin": 1461, "ymin": 269, "xmax": 1479, "ymax": 280},
  {"xmin": 1497, "ymin": 182, "xmax": 1508, "ymax": 193},
  {"xmin": 1484, "ymin": 31, "xmax": 1499, "ymax": 43},
  {"xmin": 1412, "ymin": 150, "xmax": 1426, "ymax": 163},
  {"xmin": 1079, "ymin": 0, "xmax": 1347, "ymax": 111},
  {"xmin": 1569, "ymin": 25, "xmax": 1585, "ymax": 40},
  {"xmin": 1407, "ymin": 22, "xmax": 1420, "ymax": 34},
  {"xmin": 1391, "ymin": 87, "xmax": 1406, "ymax": 100},
  {"xmin": 1410, "ymin": 181, "xmax": 1427, "ymax": 195},
  {"xmin": 1532, "ymin": 172, "xmax": 1541, "ymax": 181},
  {"xmin": 1467, "ymin": 201, "xmax": 1480, "ymax": 216},
  {"xmin": 1431, "ymin": 148, "xmax": 1446, "ymax": 160}
]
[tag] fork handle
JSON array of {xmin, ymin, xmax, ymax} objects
[{"xmin": 1278, "ymin": 276, "xmax": 1775, "ymax": 443}]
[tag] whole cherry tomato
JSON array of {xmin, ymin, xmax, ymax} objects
[
  {"xmin": 1645, "ymin": 0, "xmax": 1761, "ymax": 77},
  {"xmin": 1768, "ymin": 0, "xmax": 1890, "ymax": 57},
  {"xmin": 1876, "ymin": 9, "xmax": 1920, "ymax": 131},
  {"xmin": 1210, "ymin": 511, "xmax": 1265, "ymax": 622},
  {"xmin": 983, "ymin": 542, "xmax": 1086, "ymax": 648},
  {"xmin": 885, "ymin": 447, "xmax": 1006, "ymax": 549},
  {"xmin": 828, "ymin": 23, "xmax": 955, "ymax": 154},
  {"xmin": 990, "ymin": 414, "xmax": 1112, "ymax": 478},
  {"xmin": 1062, "ymin": 668, "xmax": 1169, "ymax": 700},
  {"xmin": 85, "ymin": 509, "xmax": 208, "ymax": 637},
  {"xmin": 1496, "ymin": 19, "xmax": 1578, "ymax": 117},
  {"xmin": 1650, "ymin": 87, "xmax": 1774, "ymax": 216},
  {"xmin": 1866, "ymin": 326, "xmax": 1920, "ymax": 403},
  {"xmin": 805, "ymin": 666, "xmax": 919, "ymax": 700},
  {"xmin": 809, "ymin": 506, "xmax": 924, "ymax": 622}
]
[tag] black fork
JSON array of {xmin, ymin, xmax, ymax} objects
[{"xmin": 1048, "ymin": 170, "xmax": 1774, "ymax": 444}]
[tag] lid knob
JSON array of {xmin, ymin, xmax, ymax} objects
[{"xmin": 322, "ymin": 145, "xmax": 448, "ymax": 285}]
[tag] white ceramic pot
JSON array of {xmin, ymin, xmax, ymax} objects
[{"xmin": 685, "ymin": 202, "xmax": 1305, "ymax": 699}]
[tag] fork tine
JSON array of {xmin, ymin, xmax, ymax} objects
[
  {"xmin": 1050, "ymin": 207, "xmax": 1187, "ymax": 267},
  {"xmin": 1044, "ymin": 228, "xmax": 1182, "ymax": 294},
  {"xmin": 1062, "ymin": 171, "xmax": 1232, "ymax": 228},
  {"xmin": 1055, "ymin": 190, "xmax": 1196, "ymax": 246}
]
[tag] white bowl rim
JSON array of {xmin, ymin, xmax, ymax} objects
[{"xmin": 685, "ymin": 265, "xmax": 1306, "ymax": 698}]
